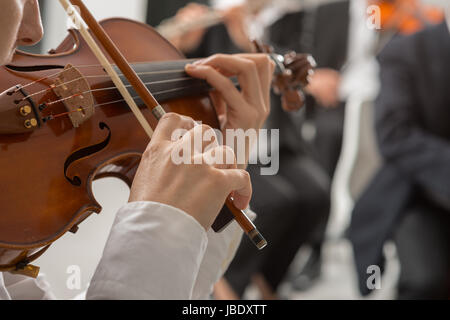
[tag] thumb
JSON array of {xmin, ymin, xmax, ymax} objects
[{"xmin": 220, "ymin": 169, "xmax": 252, "ymax": 210}]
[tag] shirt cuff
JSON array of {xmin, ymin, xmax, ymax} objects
[{"xmin": 191, "ymin": 207, "xmax": 257, "ymax": 299}]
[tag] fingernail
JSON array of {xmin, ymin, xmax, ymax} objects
[
  {"xmin": 185, "ymin": 63, "xmax": 196, "ymax": 70},
  {"xmin": 192, "ymin": 59, "xmax": 204, "ymax": 65}
]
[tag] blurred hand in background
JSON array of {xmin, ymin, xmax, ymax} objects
[
  {"xmin": 168, "ymin": 2, "xmax": 253, "ymax": 53},
  {"xmin": 168, "ymin": 3, "xmax": 209, "ymax": 53},
  {"xmin": 305, "ymin": 68, "xmax": 341, "ymax": 108}
]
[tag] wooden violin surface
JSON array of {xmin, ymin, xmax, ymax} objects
[{"xmin": 0, "ymin": 18, "xmax": 219, "ymax": 271}]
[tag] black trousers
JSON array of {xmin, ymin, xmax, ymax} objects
[
  {"xmin": 394, "ymin": 199, "xmax": 450, "ymax": 299},
  {"xmin": 306, "ymin": 101, "xmax": 346, "ymax": 177},
  {"xmin": 224, "ymin": 151, "xmax": 331, "ymax": 296}
]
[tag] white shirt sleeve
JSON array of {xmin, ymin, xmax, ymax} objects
[
  {"xmin": 86, "ymin": 201, "xmax": 209, "ymax": 299},
  {"xmin": 191, "ymin": 208, "xmax": 255, "ymax": 299},
  {"xmin": 0, "ymin": 274, "xmax": 10, "ymax": 300},
  {"xmin": 339, "ymin": 0, "xmax": 380, "ymax": 102},
  {"xmin": 0, "ymin": 201, "xmax": 248, "ymax": 300},
  {"xmin": 0, "ymin": 272, "xmax": 54, "ymax": 300}
]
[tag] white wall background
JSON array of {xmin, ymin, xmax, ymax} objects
[
  {"xmin": 42, "ymin": 0, "xmax": 148, "ymax": 53},
  {"xmin": 424, "ymin": 0, "xmax": 450, "ymax": 6},
  {"xmin": 35, "ymin": 0, "xmax": 147, "ymax": 300}
]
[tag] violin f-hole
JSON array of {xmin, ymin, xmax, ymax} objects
[{"xmin": 64, "ymin": 122, "xmax": 111, "ymax": 186}]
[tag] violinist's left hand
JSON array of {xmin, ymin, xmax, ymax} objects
[{"xmin": 185, "ymin": 53, "xmax": 275, "ymax": 169}]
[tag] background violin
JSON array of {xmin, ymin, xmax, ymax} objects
[
  {"xmin": 369, "ymin": 0, "xmax": 444, "ymax": 35},
  {"xmin": 0, "ymin": 17, "xmax": 314, "ymax": 277}
]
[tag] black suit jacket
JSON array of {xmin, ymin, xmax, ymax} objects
[
  {"xmin": 265, "ymin": 1, "xmax": 350, "ymax": 155},
  {"xmin": 348, "ymin": 22, "xmax": 450, "ymax": 295},
  {"xmin": 185, "ymin": 2, "xmax": 350, "ymax": 156},
  {"xmin": 268, "ymin": 1, "xmax": 349, "ymax": 69}
]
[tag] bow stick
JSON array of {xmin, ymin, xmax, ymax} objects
[{"xmin": 60, "ymin": 0, "xmax": 267, "ymax": 249}]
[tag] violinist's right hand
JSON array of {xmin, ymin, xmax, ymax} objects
[{"xmin": 129, "ymin": 113, "xmax": 252, "ymax": 230}]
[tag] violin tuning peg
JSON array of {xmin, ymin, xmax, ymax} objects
[
  {"xmin": 306, "ymin": 54, "xmax": 317, "ymax": 69},
  {"xmin": 281, "ymin": 89, "xmax": 305, "ymax": 112}
]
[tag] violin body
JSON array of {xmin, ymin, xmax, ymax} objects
[
  {"xmin": 0, "ymin": 10, "xmax": 314, "ymax": 275},
  {"xmin": 0, "ymin": 18, "xmax": 220, "ymax": 275}
]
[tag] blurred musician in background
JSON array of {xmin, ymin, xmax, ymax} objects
[
  {"xmin": 369, "ymin": 0, "xmax": 443, "ymax": 36},
  {"xmin": 349, "ymin": 2, "xmax": 450, "ymax": 299},
  {"xmin": 163, "ymin": 0, "xmax": 333, "ymax": 299},
  {"xmin": 165, "ymin": 1, "xmax": 254, "ymax": 54},
  {"xmin": 260, "ymin": 0, "xmax": 383, "ymax": 294},
  {"xmin": 155, "ymin": 0, "xmax": 450, "ymax": 300}
]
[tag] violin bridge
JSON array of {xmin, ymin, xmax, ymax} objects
[{"xmin": 52, "ymin": 64, "xmax": 94, "ymax": 128}]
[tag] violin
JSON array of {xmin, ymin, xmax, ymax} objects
[
  {"xmin": 0, "ymin": 2, "xmax": 314, "ymax": 277},
  {"xmin": 369, "ymin": 0, "xmax": 444, "ymax": 35}
]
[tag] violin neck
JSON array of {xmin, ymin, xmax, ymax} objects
[
  {"xmin": 118, "ymin": 57, "xmax": 297, "ymax": 103},
  {"xmin": 115, "ymin": 59, "xmax": 214, "ymax": 103}
]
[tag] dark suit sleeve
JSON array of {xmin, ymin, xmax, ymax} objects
[{"xmin": 375, "ymin": 38, "xmax": 450, "ymax": 210}]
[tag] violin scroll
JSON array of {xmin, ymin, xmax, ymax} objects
[{"xmin": 252, "ymin": 40, "xmax": 316, "ymax": 112}]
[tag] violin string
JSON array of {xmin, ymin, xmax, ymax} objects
[
  {"xmin": 13, "ymin": 61, "xmax": 234, "ymax": 120},
  {"xmin": 70, "ymin": 59, "xmax": 196, "ymax": 69},
  {"xmin": 45, "ymin": 84, "xmax": 205, "ymax": 120},
  {"xmin": 12, "ymin": 64, "xmax": 105, "ymax": 92},
  {"xmin": 21, "ymin": 74, "xmax": 194, "ymax": 103},
  {"xmin": 45, "ymin": 80, "xmax": 207, "ymax": 108},
  {"xmin": 39, "ymin": 72, "xmax": 237, "ymax": 111},
  {"xmin": 50, "ymin": 96, "xmax": 139, "ymax": 119},
  {"xmin": 13, "ymin": 68, "xmax": 72, "ymax": 92},
  {"xmin": 14, "ymin": 60, "xmax": 194, "ymax": 94}
]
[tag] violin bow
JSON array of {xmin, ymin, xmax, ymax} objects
[
  {"xmin": 59, "ymin": 0, "xmax": 267, "ymax": 250},
  {"xmin": 59, "ymin": 0, "xmax": 154, "ymax": 138}
]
